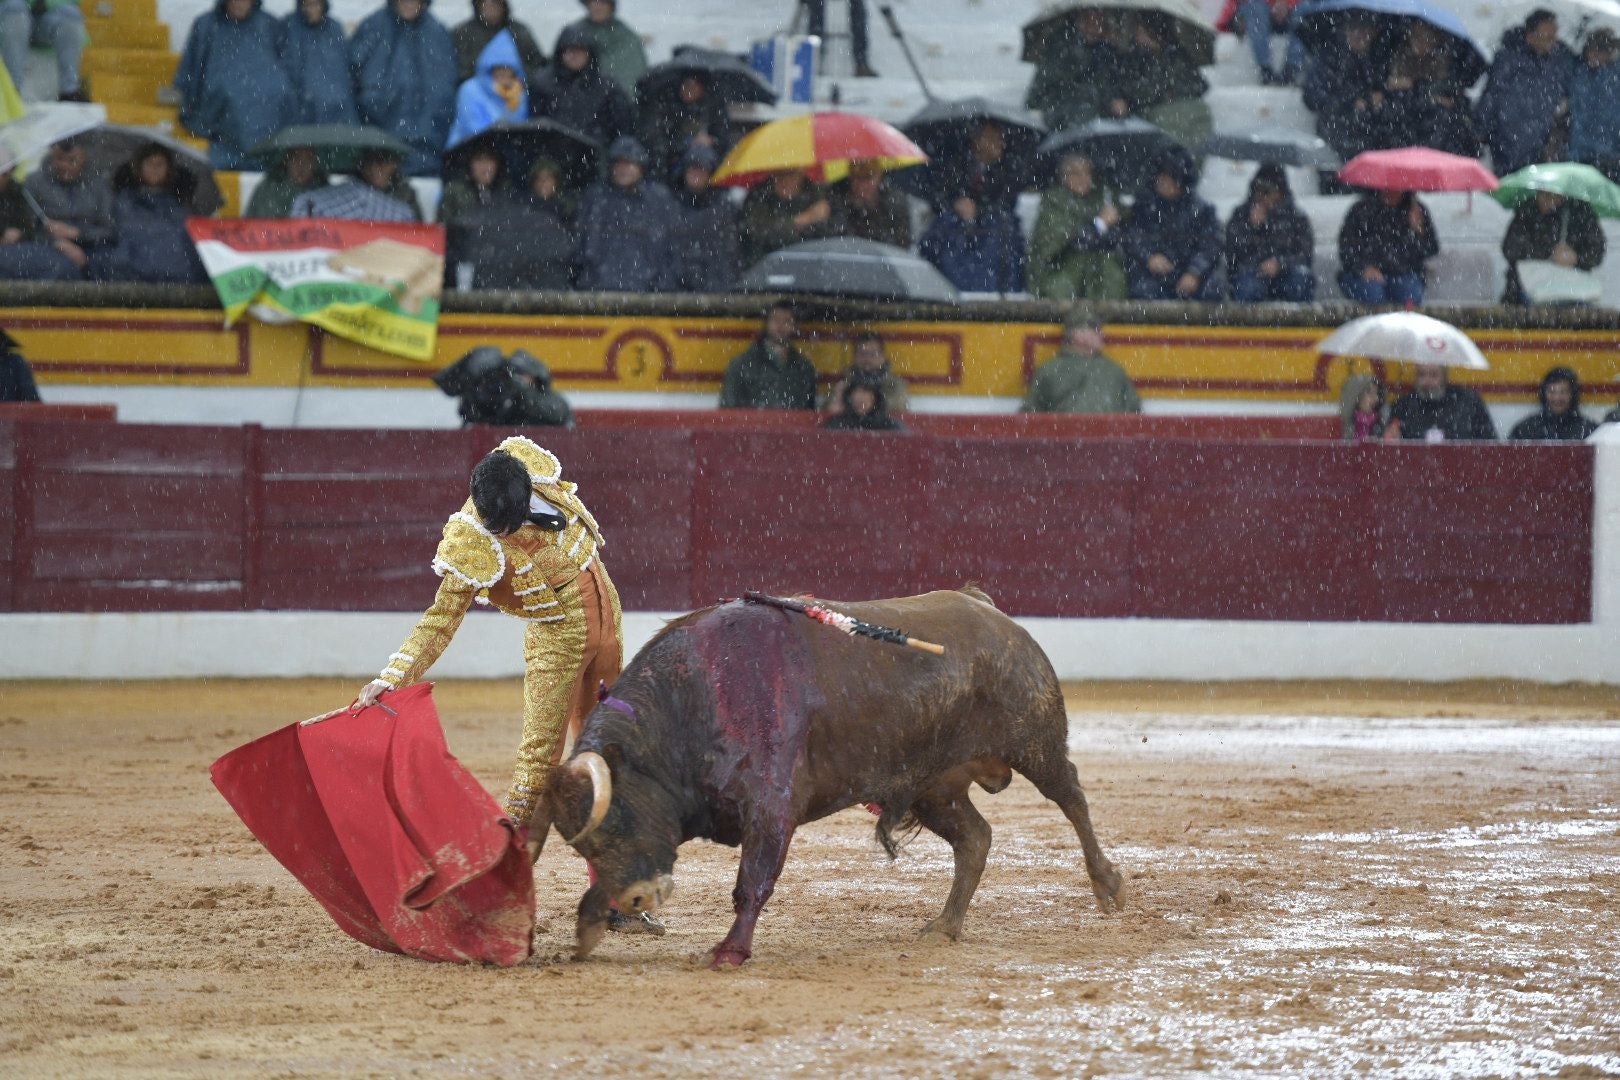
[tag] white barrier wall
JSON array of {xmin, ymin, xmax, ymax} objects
[{"xmin": 3, "ymin": 439, "xmax": 1617, "ymax": 684}]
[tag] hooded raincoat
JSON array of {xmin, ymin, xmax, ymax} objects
[
  {"xmin": 349, "ymin": 0, "xmax": 459, "ymax": 176},
  {"xmin": 531, "ymin": 25, "xmax": 633, "ymax": 147},
  {"xmin": 280, "ymin": 0, "xmax": 358, "ymax": 125},
  {"xmin": 451, "ymin": 0, "xmax": 546, "ymax": 84},
  {"xmin": 176, "ymin": 0, "xmax": 295, "ymax": 168},
  {"xmin": 447, "ymin": 30, "xmax": 530, "ymax": 148},
  {"xmin": 1508, "ymin": 367, "xmax": 1599, "ymax": 440}
]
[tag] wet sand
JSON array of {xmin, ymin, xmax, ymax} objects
[{"xmin": 2, "ymin": 679, "xmax": 1618, "ymax": 1078}]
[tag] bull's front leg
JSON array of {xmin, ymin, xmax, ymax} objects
[{"xmin": 708, "ymin": 821, "xmax": 794, "ymax": 969}]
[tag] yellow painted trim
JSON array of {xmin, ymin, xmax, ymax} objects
[{"xmin": 10, "ymin": 306, "xmax": 1620, "ymax": 402}]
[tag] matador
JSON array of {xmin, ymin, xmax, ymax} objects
[{"xmin": 357, "ymin": 436, "xmax": 621, "ymax": 832}]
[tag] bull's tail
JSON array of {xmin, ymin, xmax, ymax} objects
[{"xmin": 958, "ymin": 583, "xmax": 997, "ymax": 608}]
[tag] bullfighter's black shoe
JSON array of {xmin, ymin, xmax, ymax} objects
[{"xmin": 608, "ymin": 911, "xmax": 667, "ymax": 936}]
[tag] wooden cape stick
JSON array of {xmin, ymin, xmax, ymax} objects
[{"xmin": 742, "ymin": 592, "xmax": 947, "ymax": 656}]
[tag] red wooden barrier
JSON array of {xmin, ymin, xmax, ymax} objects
[
  {"xmin": 0, "ymin": 404, "xmax": 117, "ymax": 422},
  {"xmin": 0, "ymin": 420, "xmax": 1596, "ymax": 624}
]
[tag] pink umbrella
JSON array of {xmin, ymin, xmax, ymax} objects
[{"xmin": 1339, "ymin": 147, "xmax": 1499, "ymax": 193}]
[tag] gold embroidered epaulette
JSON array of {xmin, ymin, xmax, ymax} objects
[
  {"xmin": 497, "ymin": 435, "xmax": 562, "ymax": 484},
  {"xmin": 431, "ymin": 511, "xmax": 505, "ymax": 590}
]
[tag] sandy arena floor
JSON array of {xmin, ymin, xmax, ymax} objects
[{"xmin": 2, "ymin": 679, "xmax": 1618, "ymax": 1078}]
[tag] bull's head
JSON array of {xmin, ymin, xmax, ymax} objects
[{"xmin": 544, "ymin": 742, "xmax": 681, "ymax": 959}]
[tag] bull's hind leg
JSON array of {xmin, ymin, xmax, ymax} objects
[
  {"xmin": 912, "ymin": 785, "xmax": 992, "ymax": 943},
  {"xmin": 1017, "ymin": 754, "xmax": 1124, "ymax": 914}
]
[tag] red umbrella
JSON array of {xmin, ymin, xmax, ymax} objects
[
  {"xmin": 1339, "ymin": 147, "xmax": 1499, "ymax": 192},
  {"xmin": 210, "ymin": 682, "xmax": 535, "ymax": 966}
]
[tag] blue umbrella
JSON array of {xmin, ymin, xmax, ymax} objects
[{"xmin": 1296, "ymin": 0, "xmax": 1490, "ymax": 87}]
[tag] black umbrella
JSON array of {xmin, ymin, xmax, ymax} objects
[
  {"xmin": 896, "ymin": 96, "xmax": 1046, "ymax": 204},
  {"xmin": 248, "ymin": 124, "xmax": 413, "ymax": 174},
  {"xmin": 739, "ymin": 238, "xmax": 959, "ymax": 303},
  {"xmin": 1201, "ymin": 127, "xmax": 1341, "ymax": 170},
  {"xmin": 443, "ymin": 120, "xmax": 601, "ymax": 190},
  {"xmin": 1039, "ymin": 117, "xmax": 1181, "ymax": 192},
  {"xmin": 1295, "ymin": 0, "xmax": 1489, "ymax": 89},
  {"xmin": 1021, "ymin": 1, "xmax": 1217, "ymax": 66},
  {"xmin": 636, "ymin": 45, "xmax": 778, "ymax": 106},
  {"xmin": 79, "ymin": 124, "xmax": 222, "ymax": 216}
]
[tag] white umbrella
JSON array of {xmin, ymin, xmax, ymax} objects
[
  {"xmin": 0, "ymin": 100, "xmax": 104, "ymax": 172},
  {"xmin": 1317, "ymin": 312, "xmax": 1490, "ymax": 370}
]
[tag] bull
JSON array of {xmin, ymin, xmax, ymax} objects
[{"xmin": 539, "ymin": 587, "xmax": 1123, "ymax": 968}]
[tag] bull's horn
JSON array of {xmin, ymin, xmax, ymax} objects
[{"xmin": 565, "ymin": 751, "xmax": 612, "ymax": 845}]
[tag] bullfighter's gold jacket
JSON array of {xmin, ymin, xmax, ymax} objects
[{"xmin": 374, "ymin": 435, "xmax": 608, "ymax": 693}]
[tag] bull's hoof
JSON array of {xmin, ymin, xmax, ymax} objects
[
  {"xmin": 918, "ymin": 920, "xmax": 960, "ymax": 944},
  {"xmin": 707, "ymin": 946, "xmax": 750, "ymax": 970}
]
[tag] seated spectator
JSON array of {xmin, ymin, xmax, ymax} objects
[
  {"xmin": 522, "ymin": 158, "xmax": 577, "ymax": 223},
  {"xmin": 558, "ymin": 0, "xmax": 647, "ymax": 100},
  {"xmin": 447, "ymin": 30, "xmax": 529, "ymax": 148},
  {"xmin": 1111, "ymin": 13, "xmax": 1212, "ymax": 148},
  {"xmin": 1119, "ymin": 147, "xmax": 1221, "ymax": 301},
  {"xmin": 822, "ymin": 374, "xmax": 902, "ymax": 432},
  {"xmin": 1419, "ymin": 81, "xmax": 1483, "ymax": 159},
  {"xmin": 0, "ymin": 0, "xmax": 85, "ymax": 100},
  {"xmin": 1604, "ymin": 400, "xmax": 1620, "ymax": 425},
  {"xmin": 1226, "ymin": 0, "xmax": 1303, "ymax": 86},
  {"xmin": 575, "ymin": 136, "xmax": 678, "ymax": 292},
  {"xmin": 1501, "ymin": 190, "xmax": 1604, "ymax": 305},
  {"xmin": 719, "ymin": 300, "xmax": 817, "ymax": 410},
  {"xmin": 0, "ymin": 156, "xmax": 78, "ymax": 282},
  {"xmin": 451, "ymin": 0, "xmax": 545, "ymax": 85},
  {"xmin": 1020, "ymin": 310, "xmax": 1140, "ymax": 414},
  {"xmin": 1339, "ymin": 372, "xmax": 1385, "ymax": 442},
  {"xmin": 22, "ymin": 137, "xmax": 114, "ymax": 274},
  {"xmin": 1477, "ymin": 10, "xmax": 1574, "ymax": 177},
  {"xmin": 638, "ymin": 70, "xmax": 734, "ymax": 184},
  {"xmin": 741, "ymin": 169, "xmax": 830, "ymax": 267},
  {"xmin": 96, "ymin": 144, "xmax": 209, "ymax": 285},
  {"xmin": 0, "ymin": 327, "xmax": 40, "ymax": 401},
  {"xmin": 439, "ymin": 147, "xmax": 509, "ymax": 225},
  {"xmin": 280, "ymin": 0, "xmax": 358, "ymax": 125},
  {"xmin": 1385, "ymin": 363, "xmax": 1496, "ymax": 441},
  {"xmin": 1509, "ymin": 366, "xmax": 1598, "ymax": 441},
  {"xmin": 1568, "ymin": 30, "xmax": 1620, "ymax": 180},
  {"xmin": 935, "ymin": 120, "xmax": 1023, "ymax": 216},
  {"xmin": 918, "ymin": 191, "xmax": 1025, "ymax": 294},
  {"xmin": 1337, "ymin": 189, "xmax": 1438, "ymax": 306},
  {"xmin": 1225, "ymin": 164, "xmax": 1314, "ymax": 302},
  {"xmin": 350, "ymin": 0, "xmax": 458, "ymax": 177},
  {"xmin": 1367, "ymin": 21, "xmax": 1470, "ymax": 153},
  {"xmin": 291, "ymin": 148, "xmax": 422, "ymax": 221},
  {"xmin": 176, "ymin": 0, "xmax": 295, "ymax": 169},
  {"xmin": 670, "ymin": 144, "xmax": 740, "ymax": 293},
  {"xmin": 1028, "ymin": 153, "xmax": 1125, "ymax": 301},
  {"xmin": 828, "ymin": 161, "xmax": 911, "ymax": 249},
  {"xmin": 532, "ymin": 25, "xmax": 633, "ymax": 148},
  {"xmin": 447, "ymin": 163, "xmax": 575, "ymax": 289},
  {"xmin": 824, "ymin": 332, "xmax": 908, "ymax": 416},
  {"xmin": 244, "ymin": 146, "xmax": 327, "ymax": 218},
  {"xmin": 1025, "ymin": 8, "xmax": 1123, "ymax": 131},
  {"xmin": 1302, "ymin": 15, "xmax": 1388, "ymax": 165}
]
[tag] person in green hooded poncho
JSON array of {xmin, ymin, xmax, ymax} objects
[{"xmin": 1028, "ymin": 153, "xmax": 1127, "ymax": 301}]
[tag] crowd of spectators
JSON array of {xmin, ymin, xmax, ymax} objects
[{"xmin": 5, "ymin": 2, "xmax": 1620, "ymax": 307}]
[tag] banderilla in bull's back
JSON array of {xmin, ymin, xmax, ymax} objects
[{"xmin": 742, "ymin": 592, "xmax": 947, "ymax": 655}]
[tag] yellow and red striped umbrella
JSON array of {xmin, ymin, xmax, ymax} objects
[{"xmin": 711, "ymin": 111, "xmax": 928, "ymax": 188}]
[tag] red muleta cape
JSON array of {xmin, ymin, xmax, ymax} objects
[{"xmin": 210, "ymin": 682, "xmax": 534, "ymax": 966}]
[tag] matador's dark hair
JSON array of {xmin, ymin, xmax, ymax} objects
[{"xmin": 470, "ymin": 450, "xmax": 531, "ymax": 535}]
